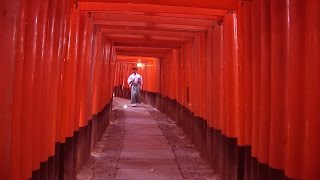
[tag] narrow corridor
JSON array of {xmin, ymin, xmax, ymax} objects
[
  {"xmin": 2, "ymin": 0, "xmax": 320, "ymax": 179},
  {"xmin": 77, "ymin": 98, "xmax": 215, "ymax": 180}
]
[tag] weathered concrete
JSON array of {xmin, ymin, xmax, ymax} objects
[
  {"xmin": 116, "ymin": 99, "xmax": 183, "ymax": 180},
  {"xmin": 78, "ymin": 97, "xmax": 216, "ymax": 180}
]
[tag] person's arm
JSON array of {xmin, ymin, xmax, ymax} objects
[
  {"xmin": 127, "ymin": 75, "xmax": 133, "ymax": 87},
  {"xmin": 138, "ymin": 75, "xmax": 143, "ymax": 85}
]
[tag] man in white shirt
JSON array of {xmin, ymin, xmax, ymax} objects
[{"xmin": 127, "ymin": 67, "xmax": 143, "ymax": 107}]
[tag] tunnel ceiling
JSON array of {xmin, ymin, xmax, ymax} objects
[{"xmin": 79, "ymin": 0, "xmax": 237, "ymax": 58}]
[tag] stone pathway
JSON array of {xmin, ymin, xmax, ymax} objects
[
  {"xmin": 77, "ymin": 97, "xmax": 215, "ymax": 180},
  {"xmin": 116, "ymin": 99, "xmax": 182, "ymax": 180}
]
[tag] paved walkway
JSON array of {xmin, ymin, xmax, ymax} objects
[
  {"xmin": 116, "ymin": 99, "xmax": 182, "ymax": 180},
  {"xmin": 77, "ymin": 97, "xmax": 215, "ymax": 180}
]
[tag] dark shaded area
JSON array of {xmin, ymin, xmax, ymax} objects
[
  {"xmin": 77, "ymin": 100, "xmax": 126, "ymax": 179},
  {"xmin": 147, "ymin": 107, "xmax": 216, "ymax": 179},
  {"xmin": 114, "ymin": 86, "xmax": 294, "ymax": 180},
  {"xmin": 31, "ymin": 101, "xmax": 112, "ymax": 180},
  {"xmin": 77, "ymin": 97, "xmax": 218, "ymax": 179}
]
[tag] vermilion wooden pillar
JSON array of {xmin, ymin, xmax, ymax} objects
[
  {"xmin": 84, "ymin": 18, "xmax": 95, "ymax": 126},
  {"xmin": 237, "ymin": 3, "xmax": 246, "ymax": 147},
  {"xmin": 0, "ymin": 0, "xmax": 21, "ymax": 179},
  {"xmin": 213, "ymin": 23, "xmax": 223, "ymax": 131},
  {"xmin": 269, "ymin": 0, "xmax": 288, "ymax": 170},
  {"xmin": 78, "ymin": 12, "xmax": 90, "ymax": 128},
  {"xmin": 223, "ymin": 12, "xmax": 239, "ymax": 139},
  {"xmin": 200, "ymin": 33, "xmax": 207, "ymax": 119},
  {"xmin": 303, "ymin": 0, "xmax": 320, "ymax": 179},
  {"xmin": 40, "ymin": 0, "xmax": 57, "ymax": 178},
  {"xmin": 238, "ymin": 0, "xmax": 253, "ymax": 147},
  {"xmin": 49, "ymin": 0, "xmax": 63, "ymax": 159},
  {"xmin": 73, "ymin": 6, "xmax": 82, "ymax": 135},
  {"xmin": 9, "ymin": 0, "xmax": 26, "ymax": 179},
  {"xmin": 237, "ymin": 0, "xmax": 252, "ymax": 148},
  {"xmin": 258, "ymin": 0, "xmax": 271, "ymax": 165},
  {"xmin": 56, "ymin": 0, "xmax": 70, "ymax": 144},
  {"xmin": 250, "ymin": 0, "xmax": 262, "ymax": 159},
  {"xmin": 206, "ymin": 27, "xmax": 214, "ymax": 127},
  {"xmin": 21, "ymin": 0, "xmax": 41, "ymax": 177},
  {"xmin": 285, "ymin": 0, "xmax": 305, "ymax": 179},
  {"xmin": 65, "ymin": 3, "xmax": 80, "ymax": 140},
  {"xmin": 38, "ymin": 0, "xmax": 50, "ymax": 166},
  {"xmin": 45, "ymin": 0, "xmax": 58, "ymax": 158},
  {"xmin": 92, "ymin": 29, "xmax": 103, "ymax": 115},
  {"xmin": 57, "ymin": 0, "xmax": 70, "ymax": 144},
  {"xmin": 32, "ymin": 0, "xmax": 50, "ymax": 174}
]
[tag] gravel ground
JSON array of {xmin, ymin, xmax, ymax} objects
[
  {"xmin": 77, "ymin": 100, "xmax": 218, "ymax": 180},
  {"xmin": 77, "ymin": 101, "xmax": 125, "ymax": 180},
  {"xmin": 146, "ymin": 107, "xmax": 218, "ymax": 180}
]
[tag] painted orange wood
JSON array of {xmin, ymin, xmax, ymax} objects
[
  {"xmin": 2, "ymin": 0, "xmax": 116, "ymax": 178},
  {"xmin": 79, "ymin": 0, "xmax": 237, "ymax": 10},
  {"xmin": 79, "ymin": 2, "xmax": 227, "ymax": 16},
  {"xmin": 9, "ymin": 0, "xmax": 26, "ymax": 179},
  {"xmin": 269, "ymin": 0, "xmax": 288, "ymax": 170},
  {"xmin": 303, "ymin": 0, "xmax": 320, "ymax": 179},
  {"xmin": 2, "ymin": 0, "xmax": 320, "ymax": 179},
  {"xmin": 0, "ymin": 0, "xmax": 21, "ymax": 179},
  {"xmin": 285, "ymin": 0, "xmax": 306, "ymax": 178},
  {"xmin": 257, "ymin": 0, "xmax": 271, "ymax": 165},
  {"xmin": 250, "ymin": 0, "xmax": 262, "ymax": 160}
]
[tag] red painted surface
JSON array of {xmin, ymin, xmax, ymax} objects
[
  {"xmin": 1, "ymin": 0, "xmax": 116, "ymax": 179},
  {"xmin": 303, "ymin": 1, "xmax": 320, "ymax": 180},
  {"xmin": 114, "ymin": 1, "xmax": 320, "ymax": 179},
  {"xmin": 285, "ymin": 0, "xmax": 305, "ymax": 178},
  {"xmin": 0, "ymin": 0, "xmax": 20, "ymax": 179},
  {"xmin": 1, "ymin": 0, "xmax": 320, "ymax": 179}
]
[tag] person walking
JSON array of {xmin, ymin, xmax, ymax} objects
[{"xmin": 127, "ymin": 67, "xmax": 143, "ymax": 107}]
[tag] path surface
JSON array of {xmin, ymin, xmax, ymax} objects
[{"xmin": 77, "ymin": 98, "xmax": 216, "ymax": 180}]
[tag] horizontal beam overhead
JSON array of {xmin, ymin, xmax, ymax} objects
[
  {"xmin": 99, "ymin": 25, "xmax": 199, "ymax": 33},
  {"xmin": 114, "ymin": 42, "xmax": 181, "ymax": 49},
  {"xmin": 115, "ymin": 46, "xmax": 171, "ymax": 54},
  {"xmin": 105, "ymin": 34, "xmax": 191, "ymax": 42},
  {"xmin": 152, "ymin": 12, "xmax": 220, "ymax": 20},
  {"xmin": 92, "ymin": 13, "xmax": 215, "ymax": 27},
  {"xmin": 102, "ymin": 28, "xmax": 196, "ymax": 38},
  {"xmin": 94, "ymin": 21, "xmax": 209, "ymax": 31},
  {"xmin": 115, "ymin": 60, "xmax": 149, "ymax": 64},
  {"xmin": 104, "ymin": 34, "xmax": 192, "ymax": 42},
  {"xmin": 117, "ymin": 55, "xmax": 158, "ymax": 62},
  {"xmin": 116, "ymin": 59, "xmax": 151, "ymax": 63},
  {"xmin": 84, "ymin": 10, "xmax": 221, "ymax": 20},
  {"xmin": 107, "ymin": 37, "xmax": 185, "ymax": 47},
  {"xmin": 117, "ymin": 55, "xmax": 158, "ymax": 64},
  {"xmin": 78, "ymin": 0, "xmax": 237, "ymax": 10},
  {"xmin": 78, "ymin": 1, "xmax": 232, "ymax": 58},
  {"xmin": 117, "ymin": 52, "xmax": 166, "ymax": 57},
  {"xmin": 79, "ymin": 3, "xmax": 227, "ymax": 16},
  {"xmin": 115, "ymin": 46, "xmax": 171, "ymax": 51}
]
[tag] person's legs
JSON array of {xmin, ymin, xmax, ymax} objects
[
  {"xmin": 137, "ymin": 85, "xmax": 141, "ymax": 104},
  {"xmin": 131, "ymin": 85, "xmax": 138, "ymax": 106},
  {"xmin": 130, "ymin": 86, "xmax": 134, "ymax": 104}
]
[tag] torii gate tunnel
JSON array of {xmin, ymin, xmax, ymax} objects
[{"xmin": 1, "ymin": 0, "xmax": 320, "ymax": 180}]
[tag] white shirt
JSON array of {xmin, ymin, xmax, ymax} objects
[{"xmin": 127, "ymin": 73, "xmax": 143, "ymax": 86}]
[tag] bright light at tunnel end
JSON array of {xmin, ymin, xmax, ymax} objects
[{"xmin": 137, "ymin": 62, "xmax": 145, "ymax": 68}]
